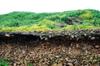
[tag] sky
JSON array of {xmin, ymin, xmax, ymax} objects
[{"xmin": 0, "ymin": 0, "xmax": 100, "ymax": 14}]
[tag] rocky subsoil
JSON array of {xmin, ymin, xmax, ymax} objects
[{"xmin": 0, "ymin": 41, "xmax": 100, "ymax": 66}]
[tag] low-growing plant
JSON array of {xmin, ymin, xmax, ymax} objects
[
  {"xmin": 28, "ymin": 63, "xmax": 33, "ymax": 66},
  {"xmin": 0, "ymin": 58, "xmax": 9, "ymax": 66}
]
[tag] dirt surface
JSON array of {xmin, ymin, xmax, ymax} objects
[{"xmin": 0, "ymin": 41, "xmax": 100, "ymax": 66}]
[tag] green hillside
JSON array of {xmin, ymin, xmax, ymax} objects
[{"xmin": 0, "ymin": 9, "xmax": 100, "ymax": 32}]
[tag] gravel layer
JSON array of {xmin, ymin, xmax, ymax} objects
[{"xmin": 0, "ymin": 41, "xmax": 100, "ymax": 66}]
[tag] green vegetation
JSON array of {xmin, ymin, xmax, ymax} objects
[
  {"xmin": 0, "ymin": 58, "xmax": 9, "ymax": 66},
  {"xmin": 0, "ymin": 9, "xmax": 100, "ymax": 32},
  {"xmin": 28, "ymin": 63, "xmax": 33, "ymax": 66}
]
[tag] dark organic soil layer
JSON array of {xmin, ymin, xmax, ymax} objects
[
  {"xmin": 0, "ymin": 30, "xmax": 100, "ymax": 42},
  {"xmin": 0, "ymin": 41, "xmax": 100, "ymax": 66}
]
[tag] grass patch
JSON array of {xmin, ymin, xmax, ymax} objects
[
  {"xmin": 0, "ymin": 9, "xmax": 100, "ymax": 32},
  {"xmin": 0, "ymin": 58, "xmax": 9, "ymax": 66}
]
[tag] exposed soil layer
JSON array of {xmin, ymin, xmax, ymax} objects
[
  {"xmin": 0, "ymin": 30, "xmax": 100, "ymax": 66},
  {"xmin": 0, "ymin": 41, "xmax": 100, "ymax": 66},
  {"xmin": 0, "ymin": 30, "xmax": 100, "ymax": 42}
]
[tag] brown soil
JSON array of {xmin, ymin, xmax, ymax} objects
[
  {"xmin": 0, "ymin": 30, "xmax": 100, "ymax": 66},
  {"xmin": 0, "ymin": 41, "xmax": 100, "ymax": 66}
]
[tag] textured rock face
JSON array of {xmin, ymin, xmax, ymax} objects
[{"xmin": 0, "ymin": 41, "xmax": 100, "ymax": 66}]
